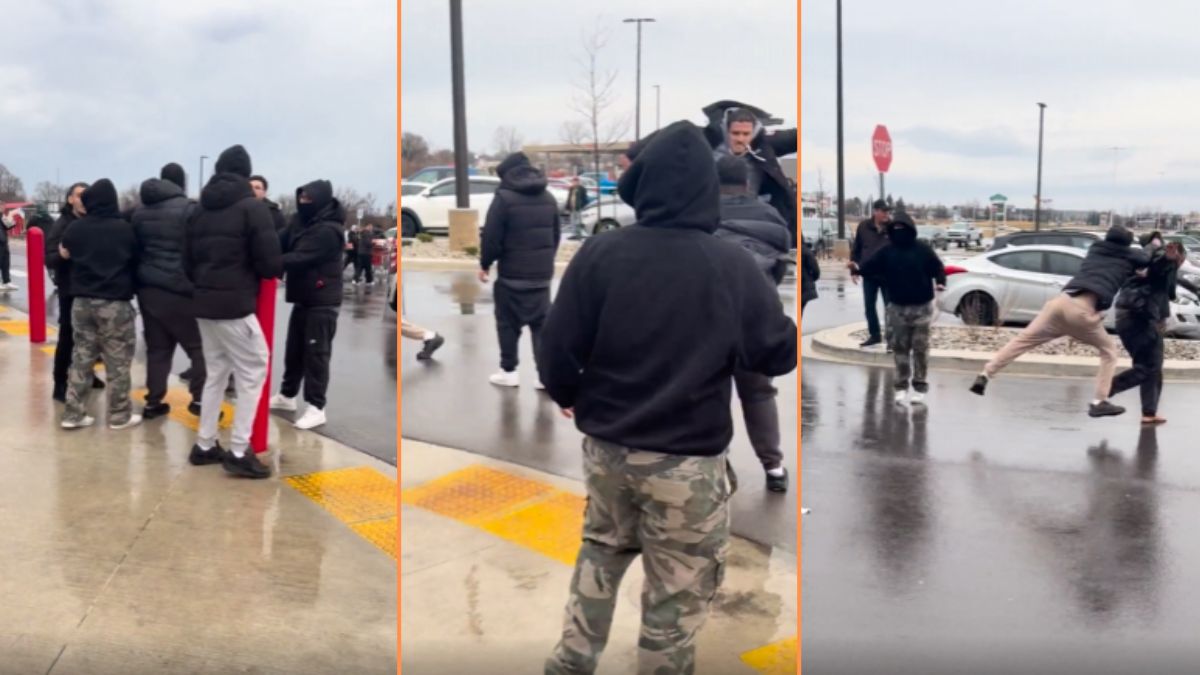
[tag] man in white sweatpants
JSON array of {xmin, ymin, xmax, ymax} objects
[{"xmin": 184, "ymin": 145, "xmax": 283, "ymax": 478}]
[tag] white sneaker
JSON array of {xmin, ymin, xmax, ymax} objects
[
  {"xmin": 893, "ymin": 390, "xmax": 907, "ymax": 405},
  {"xmin": 269, "ymin": 393, "xmax": 297, "ymax": 412},
  {"xmin": 535, "ymin": 381, "xmax": 546, "ymax": 391},
  {"xmin": 110, "ymin": 414, "xmax": 143, "ymax": 430},
  {"xmin": 489, "ymin": 370, "xmax": 519, "ymax": 387},
  {"xmin": 0, "ymin": 282, "xmax": 16, "ymax": 291},
  {"xmin": 910, "ymin": 392, "xmax": 926, "ymax": 405},
  {"xmin": 61, "ymin": 415, "xmax": 95, "ymax": 430},
  {"xmin": 294, "ymin": 406, "xmax": 326, "ymax": 430}
]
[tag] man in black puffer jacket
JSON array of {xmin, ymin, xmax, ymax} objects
[
  {"xmin": 185, "ymin": 145, "xmax": 282, "ymax": 479},
  {"xmin": 714, "ymin": 155, "xmax": 793, "ymax": 492},
  {"xmin": 268, "ymin": 180, "xmax": 344, "ymax": 431},
  {"xmin": 479, "ymin": 151, "xmax": 560, "ymax": 388},
  {"xmin": 131, "ymin": 163, "xmax": 207, "ymax": 419},
  {"xmin": 973, "ymin": 224, "xmax": 1149, "ymax": 417}
]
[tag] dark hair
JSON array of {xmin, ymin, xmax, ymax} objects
[
  {"xmin": 716, "ymin": 155, "xmax": 748, "ymax": 188},
  {"xmin": 727, "ymin": 108, "xmax": 758, "ymax": 127},
  {"xmin": 63, "ymin": 182, "xmax": 89, "ymax": 210},
  {"xmin": 1168, "ymin": 241, "xmax": 1187, "ymax": 256},
  {"xmin": 249, "ymin": 175, "xmax": 268, "ymax": 190}
]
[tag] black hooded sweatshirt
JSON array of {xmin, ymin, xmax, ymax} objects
[
  {"xmin": 185, "ymin": 145, "xmax": 283, "ymax": 320},
  {"xmin": 45, "ymin": 211, "xmax": 79, "ymax": 295},
  {"xmin": 61, "ymin": 180, "xmax": 138, "ymax": 301},
  {"xmin": 282, "ymin": 180, "xmax": 345, "ymax": 307},
  {"xmin": 1116, "ymin": 243, "xmax": 1178, "ymax": 322},
  {"xmin": 856, "ymin": 214, "xmax": 946, "ymax": 306},
  {"xmin": 480, "ymin": 152, "xmax": 561, "ymax": 284},
  {"xmin": 1063, "ymin": 225, "xmax": 1149, "ymax": 311},
  {"xmin": 716, "ymin": 193, "xmax": 792, "ymax": 285},
  {"xmin": 536, "ymin": 121, "xmax": 797, "ymax": 456},
  {"xmin": 131, "ymin": 178, "xmax": 196, "ymax": 297}
]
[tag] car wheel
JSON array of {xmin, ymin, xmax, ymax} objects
[
  {"xmin": 958, "ymin": 292, "xmax": 998, "ymax": 326},
  {"xmin": 596, "ymin": 218, "xmax": 620, "ymax": 233},
  {"xmin": 401, "ymin": 213, "xmax": 419, "ymax": 238}
]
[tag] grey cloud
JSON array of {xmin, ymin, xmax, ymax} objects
[{"xmin": 899, "ymin": 126, "xmax": 1031, "ymax": 158}]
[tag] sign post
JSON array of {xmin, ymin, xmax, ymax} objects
[
  {"xmin": 872, "ymin": 125, "xmax": 893, "ymax": 203},
  {"xmin": 26, "ymin": 227, "xmax": 46, "ymax": 344}
]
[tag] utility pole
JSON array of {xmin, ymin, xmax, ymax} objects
[
  {"xmin": 835, "ymin": 0, "xmax": 846, "ymax": 241},
  {"xmin": 449, "ymin": 0, "xmax": 470, "ymax": 208},
  {"xmin": 1108, "ymin": 146, "xmax": 1124, "ymax": 228},
  {"xmin": 1034, "ymin": 102, "xmax": 1046, "ymax": 231},
  {"xmin": 623, "ymin": 17, "xmax": 656, "ymax": 142},
  {"xmin": 653, "ymin": 84, "xmax": 661, "ymax": 131}
]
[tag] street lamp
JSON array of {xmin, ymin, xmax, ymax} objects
[
  {"xmin": 653, "ymin": 84, "xmax": 661, "ymax": 131},
  {"xmin": 1108, "ymin": 146, "xmax": 1125, "ymax": 227},
  {"xmin": 835, "ymin": 0, "xmax": 846, "ymax": 241},
  {"xmin": 623, "ymin": 17, "xmax": 656, "ymax": 142},
  {"xmin": 449, "ymin": 0, "xmax": 470, "ymax": 208},
  {"xmin": 198, "ymin": 155, "xmax": 209, "ymax": 196},
  {"xmin": 1034, "ymin": 102, "xmax": 1046, "ymax": 231}
]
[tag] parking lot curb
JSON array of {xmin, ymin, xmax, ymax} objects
[{"xmin": 809, "ymin": 321, "xmax": 1200, "ymax": 381}]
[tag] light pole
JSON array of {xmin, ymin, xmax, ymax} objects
[
  {"xmin": 623, "ymin": 17, "xmax": 655, "ymax": 142},
  {"xmin": 1108, "ymin": 146, "xmax": 1124, "ymax": 227},
  {"xmin": 653, "ymin": 84, "xmax": 661, "ymax": 131},
  {"xmin": 449, "ymin": 0, "xmax": 470, "ymax": 208},
  {"xmin": 835, "ymin": 0, "xmax": 846, "ymax": 241},
  {"xmin": 1034, "ymin": 102, "xmax": 1046, "ymax": 231},
  {"xmin": 198, "ymin": 155, "xmax": 209, "ymax": 196}
]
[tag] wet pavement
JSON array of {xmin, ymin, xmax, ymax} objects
[
  {"xmin": 4, "ymin": 243, "xmax": 397, "ymax": 465},
  {"xmin": 802, "ymin": 263, "xmax": 1200, "ymax": 674},
  {"xmin": 398, "ymin": 269, "xmax": 799, "ymax": 552}
]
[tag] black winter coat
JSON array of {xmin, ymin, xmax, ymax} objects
[
  {"xmin": 45, "ymin": 211, "xmax": 78, "ymax": 295},
  {"xmin": 851, "ymin": 218, "xmax": 890, "ymax": 271},
  {"xmin": 480, "ymin": 156, "xmax": 560, "ymax": 283},
  {"xmin": 1063, "ymin": 226, "xmax": 1150, "ymax": 311},
  {"xmin": 1116, "ymin": 246, "xmax": 1177, "ymax": 322},
  {"xmin": 281, "ymin": 200, "xmax": 346, "ymax": 308},
  {"xmin": 801, "ymin": 240, "xmax": 820, "ymax": 304},
  {"xmin": 185, "ymin": 173, "xmax": 283, "ymax": 320},
  {"xmin": 716, "ymin": 194, "xmax": 792, "ymax": 285},
  {"xmin": 131, "ymin": 178, "xmax": 195, "ymax": 297},
  {"xmin": 62, "ymin": 180, "xmax": 138, "ymax": 301}
]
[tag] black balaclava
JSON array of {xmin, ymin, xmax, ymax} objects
[
  {"xmin": 297, "ymin": 179, "xmax": 334, "ymax": 222},
  {"xmin": 160, "ymin": 163, "xmax": 187, "ymax": 190}
]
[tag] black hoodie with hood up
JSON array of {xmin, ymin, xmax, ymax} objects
[
  {"xmin": 480, "ymin": 152, "xmax": 560, "ymax": 284},
  {"xmin": 536, "ymin": 121, "xmax": 797, "ymax": 456},
  {"xmin": 1062, "ymin": 225, "xmax": 1149, "ymax": 311},
  {"xmin": 61, "ymin": 179, "xmax": 138, "ymax": 301},
  {"xmin": 131, "ymin": 178, "xmax": 196, "ymax": 297},
  {"xmin": 281, "ymin": 180, "xmax": 345, "ymax": 307},
  {"xmin": 856, "ymin": 211, "xmax": 946, "ymax": 306},
  {"xmin": 185, "ymin": 145, "xmax": 283, "ymax": 320}
]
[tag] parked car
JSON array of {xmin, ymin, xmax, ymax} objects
[
  {"xmin": 578, "ymin": 171, "xmax": 618, "ymax": 194},
  {"xmin": 990, "ymin": 229, "xmax": 1101, "ymax": 252},
  {"xmin": 401, "ymin": 181, "xmax": 427, "ymax": 197},
  {"xmin": 938, "ymin": 244, "xmax": 1200, "ymax": 336},
  {"xmin": 917, "ymin": 225, "xmax": 948, "ymax": 250},
  {"xmin": 579, "ymin": 195, "xmax": 635, "ymax": 234},
  {"xmin": 405, "ymin": 165, "xmax": 479, "ymax": 186},
  {"xmin": 400, "ymin": 176, "xmax": 500, "ymax": 236},
  {"xmin": 945, "ymin": 221, "xmax": 983, "ymax": 248},
  {"xmin": 801, "ymin": 217, "xmax": 837, "ymax": 257}
]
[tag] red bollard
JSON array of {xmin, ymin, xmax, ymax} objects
[
  {"xmin": 25, "ymin": 227, "xmax": 46, "ymax": 344},
  {"xmin": 251, "ymin": 278, "xmax": 278, "ymax": 454}
]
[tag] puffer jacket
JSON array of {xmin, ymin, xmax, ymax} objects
[
  {"xmin": 716, "ymin": 194, "xmax": 792, "ymax": 285},
  {"xmin": 480, "ymin": 153, "xmax": 561, "ymax": 283},
  {"xmin": 281, "ymin": 180, "xmax": 345, "ymax": 307},
  {"xmin": 131, "ymin": 178, "xmax": 195, "ymax": 296},
  {"xmin": 1063, "ymin": 225, "xmax": 1150, "ymax": 311}
]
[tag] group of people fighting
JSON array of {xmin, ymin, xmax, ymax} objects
[
  {"xmin": 44, "ymin": 144, "xmax": 356, "ymax": 479},
  {"xmin": 849, "ymin": 199, "xmax": 1189, "ymax": 424}
]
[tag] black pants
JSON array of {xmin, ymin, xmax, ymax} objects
[
  {"xmin": 354, "ymin": 254, "xmax": 374, "ymax": 283},
  {"xmin": 734, "ymin": 369, "xmax": 782, "ymax": 471},
  {"xmin": 1111, "ymin": 313, "xmax": 1164, "ymax": 416},
  {"xmin": 54, "ymin": 293, "xmax": 75, "ymax": 391},
  {"xmin": 139, "ymin": 288, "xmax": 206, "ymax": 406},
  {"xmin": 863, "ymin": 277, "xmax": 889, "ymax": 341},
  {"xmin": 281, "ymin": 305, "xmax": 339, "ymax": 409},
  {"xmin": 344, "ymin": 250, "xmax": 356, "ymax": 270},
  {"xmin": 494, "ymin": 282, "xmax": 550, "ymax": 372},
  {"xmin": 0, "ymin": 246, "xmax": 9, "ymax": 284}
]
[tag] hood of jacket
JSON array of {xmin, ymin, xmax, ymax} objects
[
  {"xmin": 887, "ymin": 211, "xmax": 918, "ymax": 247},
  {"xmin": 1105, "ymin": 225, "xmax": 1133, "ymax": 246},
  {"xmin": 214, "ymin": 144, "xmax": 252, "ymax": 178},
  {"xmin": 295, "ymin": 180, "xmax": 346, "ymax": 225},
  {"xmin": 82, "ymin": 179, "xmax": 120, "ymax": 218},
  {"xmin": 703, "ymin": 99, "xmax": 770, "ymax": 149},
  {"xmin": 200, "ymin": 173, "xmax": 254, "ymax": 210},
  {"xmin": 496, "ymin": 152, "xmax": 548, "ymax": 195},
  {"xmin": 617, "ymin": 121, "xmax": 719, "ymax": 233},
  {"xmin": 139, "ymin": 177, "xmax": 186, "ymax": 206}
]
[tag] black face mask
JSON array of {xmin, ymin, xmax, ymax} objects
[{"xmin": 298, "ymin": 201, "xmax": 321, "ymax": 222}]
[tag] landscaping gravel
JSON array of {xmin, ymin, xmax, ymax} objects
[{"xmin": 850, "ymin": 325, "xmax": 1200, "ymax": 361}]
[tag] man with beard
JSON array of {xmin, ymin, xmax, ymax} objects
[
  {"xmin": 45, "ymin": 182, "xmax": 105, "ymax": 401},
  {"xmin": 130, "ymin": 163, "xmax": 207, "ymax": 419},
  {"xmin": 269, "ymin": 180, "xmax": 345, "ymax": 430},
  {"xmin": 185, "ymin": 145, "xmax": 282, "ymax": 479}
]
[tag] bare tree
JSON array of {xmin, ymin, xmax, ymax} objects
[
  {"xmin": 275, "ymin": 193, "xmax": 297, "ymax": 220},
  {"xmin": 569, "ymin": 19, "xmax": 631, "ymax": 194},
  {"xmin": 119, "ymin": 184, "xmax": 141, "ymax": 212},
  {"xmin": 335, "ymin": 187, "xmax": 378, "ymax": 220},
  {"xmin": 401, "ymin": 132, "xmax": 431, "ymax": 176},
  {"xmin": 33, "ymin": 181, "xmax": 65, "ymax": 205},
  {"xmin": 0, "ymin": 165, "xmax": 26, "ymax": 202},
  {"xmin": 493, "ymin": 126, "xmax": 525, "ymax": 157}
]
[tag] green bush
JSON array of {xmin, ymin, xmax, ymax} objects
[
  {"xmin": 401, "ymin": 239, "xmax": 413, "ymax": 247},
  {"xmin": 463, "ymin": 245, "xmax": 479, "ymax": 256},
  {"xmin": 416, "ymin": 232, "xmax": 434, "ymax": 243}
]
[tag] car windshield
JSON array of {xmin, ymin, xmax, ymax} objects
[{"xmin": 950, "ymin": 223, "xmax": 969, "ymax": 231}]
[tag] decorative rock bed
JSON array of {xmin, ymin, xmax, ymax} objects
[{"xmin": 846, "ymin": 326, "xmax": 1200, "ymax": 361}]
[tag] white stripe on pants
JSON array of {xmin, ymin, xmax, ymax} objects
[{"xmin": 196, "ymin": 316, "xmax": 269, "ymax": 456}]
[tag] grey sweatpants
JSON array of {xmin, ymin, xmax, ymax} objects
[{"xmin": 196, "ymin": 315, "xmax": 270, "ymax": 456}]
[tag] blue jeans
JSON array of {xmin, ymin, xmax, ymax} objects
[{"xmin": 863, "ymin": 277, "xmax": 889, "ymax": 341}]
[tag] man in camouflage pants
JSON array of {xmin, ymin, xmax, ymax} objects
[{"xmin": 58, "ymin": 180, "xmax": 142, "ymax": 430}]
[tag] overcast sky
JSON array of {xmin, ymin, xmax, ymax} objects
[
  {"xmin": 0, "ymin": 0, "xmax": 395, "ymax": 205},
  {"xmin": 802, "ymin": 0, "xmax": 1200, "ymax": 214},
  {"xmin": 400, "ymin": 0, "xmax": 797, "ymax": 154}
]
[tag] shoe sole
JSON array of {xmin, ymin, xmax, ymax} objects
[
  {"xmin": 223, "ymin": 465, "xmax": 271, "ymax": 479},
  {"xmin": 294, "ymin": 420, "xmax": 326, "ymax": 430},
  {"xmin": 1088, "ymin": 408, "xmax": 1125, "ymax": 418},
  {"xmin": 60, "ymin": 422, "xmax": 94, "ymax": 430},
  {"xmin": 189, "ymin": 453, "xmax": 225, "ymax": 466},
  {"xmin": 489, "ymin": 380, "xmax": 519, "ymax": 388}
]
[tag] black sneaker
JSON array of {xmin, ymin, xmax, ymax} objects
[
  {"xmin": 1088, "ymin": 401, "xmax": 1126, "ymax": 418},
  {"xmin": 417, "ymin": 334, "xmax": 445, "ymax": 361},
  {"xmin": 860, "ymin": 336, "xmax": 882, "ymax": 348},
  {"xmin": 969, "ymin": 375, "xmax": 988, "ymax": 396},
  {"xmin": 188, "ymin": 402, "xmax": 225, "ymax": 421},
  {"xmin": 223, "ymin": 450, "xmax": 271, "ymax": 479},
  {"xmin": 92, "ymin": 377, "xmax": 106, "ymax": 390},
  {"xmin": 143, "ymin": 403, "xmax": 171, "ymax": 420},
  {"xmin": 178, "ymin": 369, "xmax": 194, "ymax": 382},
  {"xmin": 766, "ymin": 468, "xmax": 789, "ymax": 493},
  {"xmin": 188, "ymin": 442, "xmax": 227, "ymax": 466}
]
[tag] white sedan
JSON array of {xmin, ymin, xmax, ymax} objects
[
  {"xmin": 579, "ymin": 195, "xmax": 636, "ymax": 235},
  {"xmin": 400, "ymin": 176, "xmax": 500, "ymax": 236},
  {"xmin": 938, "ymin": 244, "xmax": 1200, "ymax": 336}
]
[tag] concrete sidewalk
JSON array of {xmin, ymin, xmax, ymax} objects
[
  {"xmin": 0, "ymin": 303, "xmax": 396, "ymax": 674},
  {"xmin": 399, "ymin": 439, "xmax": 797, "ymax": 674}
]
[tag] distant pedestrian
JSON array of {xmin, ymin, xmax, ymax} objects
[
  {"xmin": 269, "ymin": 180, "xmax": 345, "ymax": 430},
  {"xmin": 57, "ymin": 179, "xmax": 141, "ymax": 431},
  {"xmin": 850, "ymin": 199, "xmax": 892, "ymax": 348},
  {"xmin": 854, "ymin": 211, "xmax": 946, "ymax": 405},
  {"xmin": 565, "ymin": 176, "xmax": 590, "ymax": 240},
  {"xmin": 130, "ymin": 163, "xmax": 207, "ymax": 420},
  {"xmin": 801, "ymin": 236, "xmax": 819, "ymax": 314},
  {"xmin": 715, "ymin": 155, "xmax": 793, "ymax": 492},
  {"xmin": 353, "ymin": 224, "xmax": 378, "ymax": 284},
  {"xmin": 538, "ymin": 122, "xmax": 796, "ymax": 674},
  {"xmin": 185, "ymin": 145, "xmax": 282, "ymax": 478},
  {"xmin": 1109, "ymin": 237, "xmax": 1186, "ymax": 424},
  {"xmin": 0, "ymin": 207, "xmax": 15, "ymax": 291},
  {"xmin": 479, "ymin": 151, "xmax": 559, "ymax": 388},
  {"xmin": 971, "ymin": 225, "xmax": 1149, "ymax": 417}
]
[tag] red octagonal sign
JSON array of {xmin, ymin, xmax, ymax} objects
[{"xmin": 872, "ymin": 125, "xmax": 892, "ymax": 173}]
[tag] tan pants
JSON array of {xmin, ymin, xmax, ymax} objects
[
  {"xmin": 983, "ymin": 293, "xmax": 1117, "ymax": 401},
  {"xmin": 400, "ymin": 319, "xmax": 427, "ymax": 341}
]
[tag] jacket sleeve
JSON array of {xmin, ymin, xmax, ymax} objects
[
  {"xmin": 479, "ymin": 193, "xmax": 507, "ymax": 271},
  {"xmin": 44, "ymin": 219, "xmax": 68, "ymax": 272},
  {"xmin": 1129, "ymin": 247, "xmax": 1151, "ymax": 269},
  {"xmin": 850, "ymin": 223, "xmax": 864, "ymax": 265},
  {"xmin": 282, "ymin": 226, "xmax": 342, "ymax": 272},
  {"xmin": 928, "ymin": 248, "xmax": 947, "ymax": 286},
  {"xmin": 536, "ymin": 241, "xmax": 600, "ymax": 408},
  {"xmin": 737, "ymin": 256, "xmax": 798, "ymax": 377},
  {"xmin": 857, "ymin": 246, "xmax": 886, "ymax": 279},
  {"xmin": 246, "ymin": 201, "xmax": 283, "ymax": 280},
  {"xmin": 802, "ymin": 244, "xmax": 820, "ymax": 281},
  {"xmin": 767, "ymin": 128, "xmax": 798, "ymax": 157}
]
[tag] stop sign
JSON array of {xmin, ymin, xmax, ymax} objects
[{"xmin": 872, "ymin": 125, "xmax": 892, "ymax": 173}]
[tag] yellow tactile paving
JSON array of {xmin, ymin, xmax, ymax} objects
[
  {"xmin": 739, "ymin": 636, "xmax": 798, "ymax": 674},
  {"xmin": 0, "ymin": 320, "xmax": 56, "ymax": 337},
  {"xmin": 478, "ymin": 491, "xmax": 586, "ymax": 566},
  {"xmin": 401, "ymin": 465, "xmax": 556, "ymax": 524},
  {"xmin": 286, "ymin": 467, "xmax": 398, "ymax": 559},
  {"xmin": 132, "ymin": 388, "xmax": 233, "ymax": 431}
]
